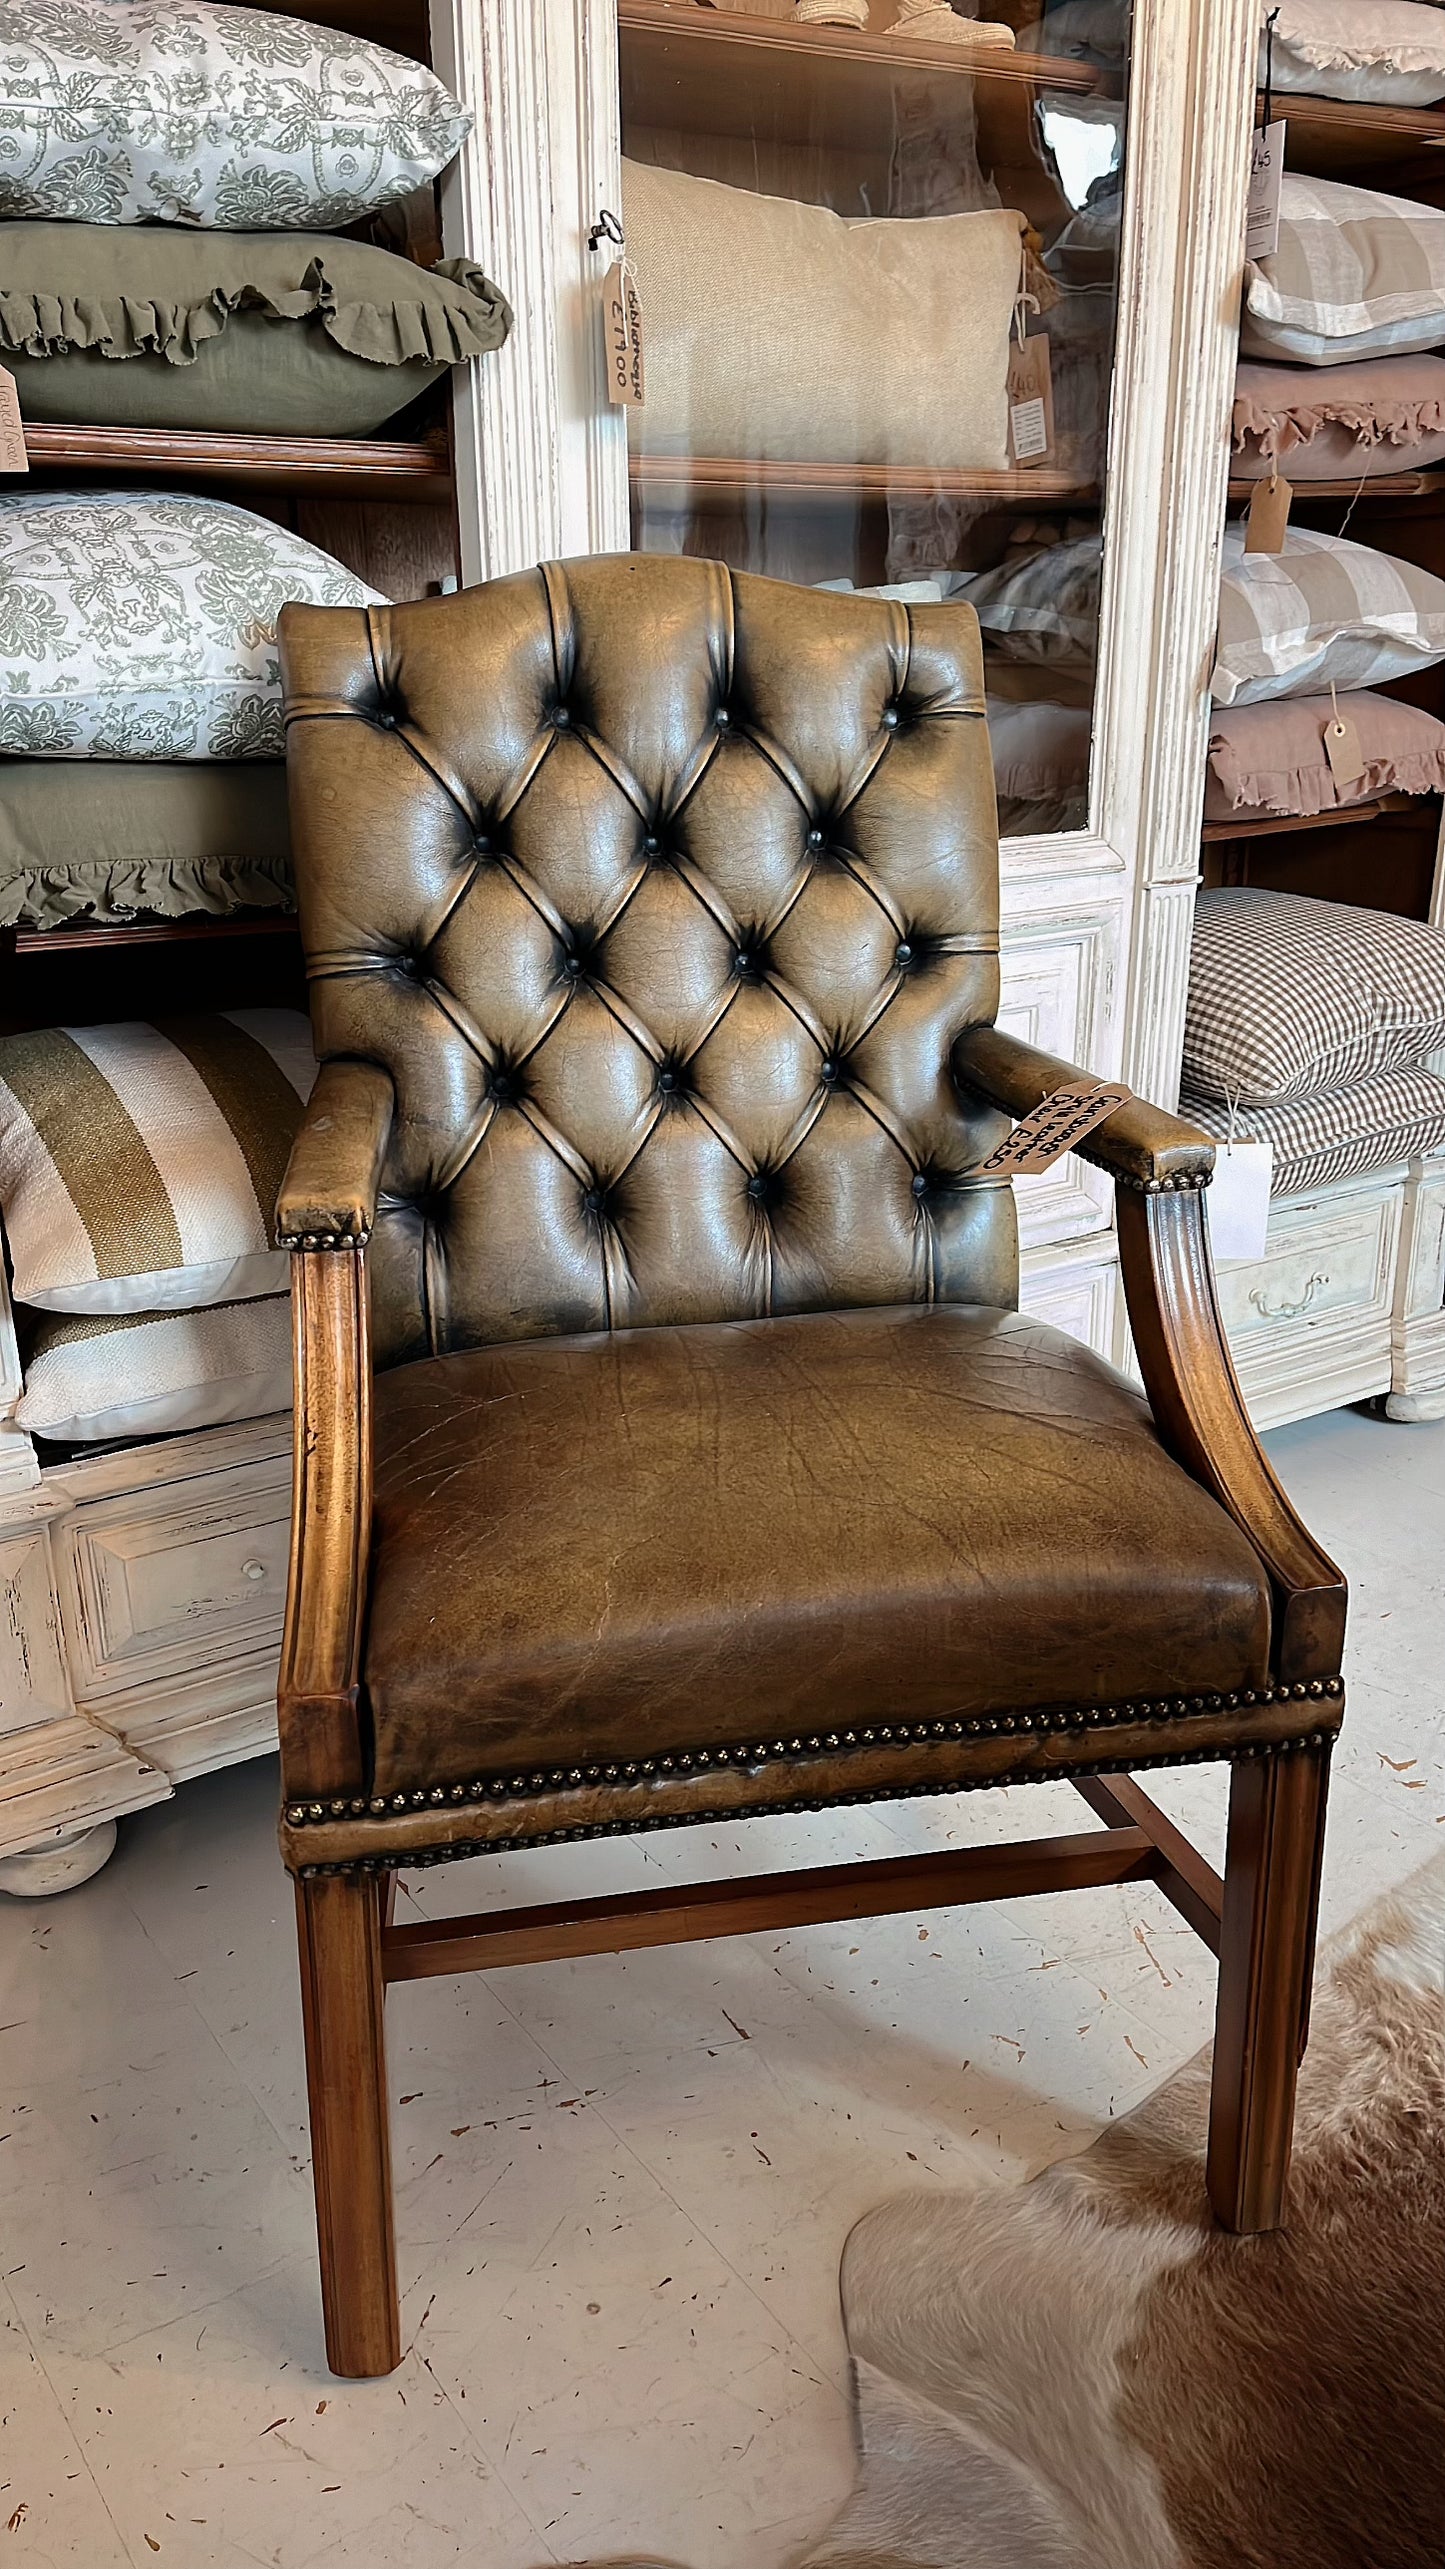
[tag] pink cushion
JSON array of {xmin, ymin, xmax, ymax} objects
[
  {"xmin": 1233, "ymin": 354, "xmax": 1445, "ymax": 479},
  {"xmin": 1204, "ymin": 689, "xmax": 1445, "ymax": 820}
]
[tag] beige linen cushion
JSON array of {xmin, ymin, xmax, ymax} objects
[
  {"xmin": 0, "ymin": 1009, "xmax": 315, "ymax": 1313},
  {"xmin": 1204, "ymin": 690, "xmax": 1445, "ymax": 820},
  {"xmin": 1182, "ymin": 1065, "xmax": 1445, "ymax": 1197},
  {"xmin": 621, "ymin": 159, "xmax": 1025, "ymax": 468},
  {"xmin": 17, "ymin": 1297, "xmax": 292, "ymax": 1444},
  {"xmin": 1265, "ymin": 0, "xmax": 1445, "ymax": 105},
  {"xmin": 0, "ymin": 761, "xmax": 292, "ymax": 928},
  {"xmin": 1243, "ymin": 175, "xmax": 1445, "ymax": 366},
  {"xmin": 1210, "ymin": 527, "xmax": 1445, "ymax": 705},
  {"xmin": 1183, "ymin": 886, "xmax": 1445, "ymax": 1105},
  {"xmin": 1233, "ymin": 355, "xmax": 1445, "ymax": 479}
]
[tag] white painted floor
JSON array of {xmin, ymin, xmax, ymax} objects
[{"xmin": 3, "ymin": 1404, "xmax": 1444, "ymax": 2569}]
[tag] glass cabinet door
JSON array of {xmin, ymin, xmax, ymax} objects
[{"xmin": 610, "ymin": 0, "xmax": 1133, "ymax": 839}]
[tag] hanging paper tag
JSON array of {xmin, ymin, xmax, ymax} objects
[
  {"xmin": 1207, "ymin": 1139, "xmax": 1273, "ymax": 1263},
  {"xmin": 975, "ymin": 1080, "xmax": 1131, "ymax": 1178},
  {"xmin": 0, "ymin": 371, "xmax": 28, "ymax": 475},
  {"xmin": 1007, "ymin": 332, "xmax": 1055, "ymax": 467},
  {"xmin": 1324, "ymin": 709, "xmax": 1366, "ymax": 788},
  {"xmin": 1244, "ymin": 470, "xmax": 1291, "ymax": 554},
  {"xmin": 602, "ymin": 260, "xmax": 645, "ymax": 407},
  {"xmin": 1245, "ymin": 119, "xmax": 1286, "ymax": 262}
]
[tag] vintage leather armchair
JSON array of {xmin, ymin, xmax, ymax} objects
[{"xmin": 274, "ymin": 555, "xmax": 1345, "ymax": 2379}]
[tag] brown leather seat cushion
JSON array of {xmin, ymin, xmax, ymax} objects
[{"xmin": 364, "ymin": 1305, "xmax": 1273, "ymax": 1797}]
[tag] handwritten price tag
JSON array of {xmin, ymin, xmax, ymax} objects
[
  {"xmin": 603, "ymin": 261, "xmax": 645, "ymax": 407},
  {"xmin": 0, "ymin": 371, "xmax": 28, "ymax": 476},
  {"xmin": 975, "ymin": 1080, "xmax": 1132, "ymax": 1178}
]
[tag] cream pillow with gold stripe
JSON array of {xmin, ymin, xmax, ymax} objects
[
  {"xmin": 17, "ymin": 1297, "xmax": 292, "ymax": 1444},
  {"xmin": 0, "ymin": 1009, "xmax": 315, "ymax": 1313}
]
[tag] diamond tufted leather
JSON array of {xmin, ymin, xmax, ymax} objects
[{"xmin": 279, "ymin": 554, "xmax": 1013, "ymax": 1370}]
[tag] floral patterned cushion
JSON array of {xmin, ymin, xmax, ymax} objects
[
  {"xmin": 0, "ymin": 0, "xmax": 471, "ymax": 230},
  {"xmin": 0, "ymin": 489, "xmax": 382, "ymax": 759}
]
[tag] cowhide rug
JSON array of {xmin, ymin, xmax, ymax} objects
[{"xmin": 800, "ymin": 1851, "xmax": 1445, "ymax": 2569}]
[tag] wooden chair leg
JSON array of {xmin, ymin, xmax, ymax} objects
[
  {"xmin": 294, "ymin": 1871, "xmax": 401, "ymax": 2377},
  {"xmin": 1207, "ymin": 1743, "xmax": 1330, "ymax": 2235}
]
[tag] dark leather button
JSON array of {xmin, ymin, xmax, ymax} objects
[
  {"xmin": 895, "ymin": 941, "xmax": 913, "ymax": 966},
  {"xmin": 819, "ymin": 1059, "xmax": 838, "ymax": 1086},
  {"xmin": 394, "ymin": 952, "xmax": 421, "ymax": 978},
  {"xmin": 912, "ymin": 1171, "xmax": 930, "ymax": 1197},
  {"xmin": 734, "ymin": 947, "xmax": 757, "ymax": 978},
  {"xmin": 562, "ymin": 952, "xmax": 583, "ymax": 979},
  {"xmin": 473, "ymin": 833, "xmax": 490, "ymax": 856},
  {"xmin": 807, "ymin": 827, "xmax": 825, "ymax": 849},
  {"xmin": 553, "ymin": 705, "xmax": 571, "ymax": 728},
  {"xmin": 582, "ymin": 1188, "xmax": 604, "ymax": 1215},
  {"xmin": 746, "ymin": 1174, "xmax": 768, "ymax": 1203},
  {"xmin": 715, "ymin": 707, "xmax": 730, "ymax": 728},
  {"xmin": 643, "ymin": 833, "xmax": 660, "ymax": 855},
  {"xmin": 490, "ymin": 1072, "xmax": 514, "ymax": 1102},
  {"xmin": 374, "ymin": 706, "xmax": 398, "ymax": 729},
  {"xmin": 881, "ymin": 706, "xmax": 900, "ymax": 729},
  {"xmin": 657, "ymin": 1068, "xmax": 678, "ymax": 1094}
]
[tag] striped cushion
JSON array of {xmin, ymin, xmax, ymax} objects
[
  {"xmin": 0, "ymin": 1009, "xmax": 315, "ymax": 1313},
  {"xmin": 1184, "ymin": 887, "xmax": 1445, "ymax": 1104},
  {"xmin": 17, "ymin": 1296, "xmax": 292, "ymax": 1445},
  {"xmin": 1243, "ymin": 174, "xmax": 1445, "ymax": 366},
  {"xmin": 1211, "ymin": 528, "xmax": 1445, "ymax": 706},
  {"xmin": 1182, "ymin": 1065, "xmax": 1445, "ymax": 1197}
]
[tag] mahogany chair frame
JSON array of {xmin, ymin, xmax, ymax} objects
[{"xmin": 279, "ymin": 1032, "xmax": 1343, "ymax": 2378}]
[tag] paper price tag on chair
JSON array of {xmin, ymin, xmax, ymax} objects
[
  {"xmin": 0, "ymin": 372, "xmax": 28, "ymax": 475},
  {"xmin": 974, "ymin": 1080, "xmax": 1131, "ymax": 1178},
  {"xmin": 1206, "ymin": 1138, "xmax": 1273, "ymax": 1262}
]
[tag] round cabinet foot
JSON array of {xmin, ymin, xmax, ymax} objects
[
  {"xmin": 1384, "ymin": 1390, "xmax": 1445, "ymax": 1425},
  {"xmin": 0, "ymin": 1820, "xmax": 119, "ymax": 1898}
]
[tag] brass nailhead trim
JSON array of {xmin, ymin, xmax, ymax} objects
[
  {"xmin": 1107, "ymin": 1169, "xmax": 1211, "ymax": 1195},
  {"xmin": 276, "ymin": 1231, "xmax": 369, "ymax": 1252},
  {"xmin": 282, "ymin": 1677, "xmax": 1343, "ymax": 1833},
  {"xmin": 293, "ymin": 1726, "xmax": 1339, "ymax": 1877}
]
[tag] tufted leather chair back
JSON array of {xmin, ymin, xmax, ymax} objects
[{"xmin": 279, "ymin": 554, "xmax": 1016, "ymax": 1372}]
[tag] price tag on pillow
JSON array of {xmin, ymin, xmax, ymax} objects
[
  {"xmin": 1007, "ymin": 332, "xmax": 1055, "ymax": 467},
  {"xmin": 1324, "ymin": 708, "xmax": 1366, "ymax": 787},
  {"xmin": 603, "ymin": 260, "xmax": 646, "ymax": 407},
  {"xmin": 975, "ymin": 1080, "xmax": 1131, "ymax": 1178},
  {"xmin": 1207, "ymin": 1138, "xmax": 1273, "ymax": 1263},
  {"xmin": 1245, "ymin": 119, "xmax": 1286, "ymax": 262},
  {"xmin": 0, "ymin": 372, "xmax": 28, "ymax": 476},
  {"xmin": 1244, "ymin": 469, "xmax": 1291, "ymax": 554}
]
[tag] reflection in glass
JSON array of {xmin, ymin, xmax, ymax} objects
[{"xmin": 616, "ymin": 0, "xmax": 1132, "ymax": 835}]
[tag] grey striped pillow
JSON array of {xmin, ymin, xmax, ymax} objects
[
  {"xmin": 1211, "ymin": 528, "xmax": 1445, "ymax": 706},
  {"xmin": 1181, "ymin": 1065, "xmax": 1445, "ymax": 1199},
  {"xmin": 0, "ymin": 1009, "xmax": 315, "ymax": 1313},
  {"xmin": 1184, "ymin": 887, "xmax": 1445, "ymax": 1104},
  {"xmin": 1243, "ymin": 174, "xmax": 1445, "ymax": 366},
  {"xmin": 17, "ymin": 1296, "xmax": 292, "ymax": 1444}
]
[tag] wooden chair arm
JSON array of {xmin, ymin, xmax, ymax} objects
[
  {"xmin": 954, "ymin": 1024, "xmax": 1215, "ymax": 1190},
  {"xmin": 954, "ymin": 1026, "xmax": 1344, "ymax": 1681},
  {"xmin": 276, "ymin": 1058, "xmax": 395, "ymax": 1250},
  {"xmin": 1119, "ymin": 1185, "xmax": 1345, "ymax": 1685},
  {"xmin": 278, "ymin": 1245, "xmax": 373, "ymax": 1800}
]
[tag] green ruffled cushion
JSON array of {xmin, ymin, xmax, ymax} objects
[
  {"xmin": 0, "ymin": 223, "xmax": 511, "ymax": 436},
  {"xmin": 0, "ymin": 760, "xmax": 293, "ymax": 928}
]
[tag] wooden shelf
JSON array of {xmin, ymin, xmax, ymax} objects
[
  {"xmin": 1262, "ymin": 89, "xmax": 1445, "ymax": 177},
  {"xmin": 1202, "ymin": 792, "xmax": 1420, "ymax": 844},
  {"xmin": 632, "ymin": 452, "xmax": 1095, "ymax": 512},
  {"xmin": 9, "ymin": 915, "xmax": 300, "ymax": 957},
  {"xmin": 620, "ymin": 0, "xmax": 1098, "ymax": 159},
  {"xmin": 1229, "ymin": 471, "xmax": 1445, "ymax": 502},
  {"xmin": 13, "ymin": 422, "xmax": 451, "ymax": 501}
]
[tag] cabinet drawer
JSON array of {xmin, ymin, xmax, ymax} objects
[
  {"xmin": 56, "ymin": 1452, "xmax": 290, "ymax": 1704},
  {"xmin": 1217, "ymin": 1179, "xmax": 1402, "ymax": 1427}
]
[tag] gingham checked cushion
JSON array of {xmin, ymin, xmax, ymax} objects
[
  {"xmin": 1211, "ymin": 527, "xmax": 1445, "ymax": 706},
  {"xmin": 1243, "ymin": 173, "xmax": 1445, "ymax": 366},
  {"xmin": 1183, "ymin": 887, "xmax": 1445, "ymax": 1105},
  {"xmin": 1182, "ymin": 1064, "xmax": 1445, "ymax": 1198}
]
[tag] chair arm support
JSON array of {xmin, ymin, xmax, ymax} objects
[
  {"xmin": 276, "ymin": 1058, "xmax": 395, "ymax": 1250},
  {"xmin": 278, "ymin": 1242, "xmax": 374, "ymax": 1801},
  {"xmin": 953, "ymin": 1025, "xmax": 1215, "ymax": 1190},
  {"xmin": 1118, "ymin": 1185, "xmax": 1346, "ymax": 1686},
  {"xmin": 953, "ymin": 1029, "xmax": 1344, "ymax": 1682}
]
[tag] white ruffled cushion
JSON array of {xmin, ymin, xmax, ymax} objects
[{"xmin": 1265, "ymin": 0, "xmax": 1445, "ymax": 106}]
